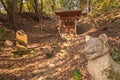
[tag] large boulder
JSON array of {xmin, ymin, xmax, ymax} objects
[
  {"xmin": 84, "ymin": 34, "xmax": 120, "ymax": 80},
  {"xmin": 76, "ymin": 23, "xmax": 92, "ymax": 35}
]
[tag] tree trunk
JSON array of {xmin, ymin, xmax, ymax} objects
[
  {"xmin": 0, "ymin": 0, "xmax": 15, "ymax": 29},
  {"xmin": 52, "ymin": 0, "xmax": 55, "ymax": 12},
  {"xmin": 0, "ymin": 0, "xmax": 9, "ymax": 14},
  {"xmin": 41, "ymin": 0, "xmax": 43, "ymax": 14},
  {"xmin": 86, "ymin": 0, "xmax": 91, "ymax": 13},
  {"xmin": 34, "ymin": 0, "xmax": 39, "ymax": 21},
  {"xmin": 8, "ymin": 11, "xmax": 14, "ymax": 28},
  {"xmin": 40, "ymin": 0, "xmax": 43, "ymax": 30},
  {"xmin": 27, "ymin": 1, "xmax": 31, "ymax": 12},
  {"xmin": 19, "ymin": 0, "xmax": 23, "ymax": 14}
]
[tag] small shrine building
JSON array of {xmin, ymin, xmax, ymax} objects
[{"xmin": 55, "ymin": 10, "xmax": 82, "ymax": 35}]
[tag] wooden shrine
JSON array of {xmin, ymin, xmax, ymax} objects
[{"xmin": 55, "ymin": 10, "xmax": 82, "ymax": 35}]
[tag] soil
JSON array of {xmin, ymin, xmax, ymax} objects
[{"xmin": 0, "ymin": 14, "xmax": 120, "ymax": 80}]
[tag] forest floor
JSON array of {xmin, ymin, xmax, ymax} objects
[{"xmin": 0, "ymin": 14, "xmax": 120, "ymax": 80}]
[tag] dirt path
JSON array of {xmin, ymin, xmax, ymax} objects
[
  {"xmin": 0, "ymin": 16, "xmax": 120, "ymax": 80},
  {"xmin": 18, "ymin": 19, "xmax": 56, "ymax": 44},
  {"xmin": 0, "ymin": 17, "xmax": 91, "ymax": 80},
  {"xmin": 0, "ymin": 34, "xmax": 91, "ymax": 80}
]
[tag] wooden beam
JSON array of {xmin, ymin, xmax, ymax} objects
[
  {"xmin": 60, "ymin": 17, "xmax": 76, "ymax": 20},
  {"xmin": 55, "ymin": 10, "xmax": 82, "ymax": 17}
]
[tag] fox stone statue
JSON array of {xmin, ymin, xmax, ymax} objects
[{"xmin": 84, "ymin": 34, "xmax": 120, "ymax": 80}]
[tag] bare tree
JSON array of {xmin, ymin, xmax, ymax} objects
[
  {"xmin": 34, "ymin": 0, "xmax": 39, "ymax": 21},
  {"xmin": 19, "ymin": 0, "xmax": 23, "ymax": 14},
  {"xmin": 0, "ymin": 0, "xmax": 17, "ymax": 29}
]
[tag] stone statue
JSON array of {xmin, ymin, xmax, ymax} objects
[
  {"xmin": 12, "ymin": 30, "xmax": 34, "ymax": 56},
  {"xmin": 16, "ymin": 30, "xmax": 27, "ymax": 50},
  {"xmin": 84, "ymin": 34, "xmax": 120, "ymax": 80}
]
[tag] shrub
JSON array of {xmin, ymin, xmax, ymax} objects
[
  {"xmin": 0, "ymin": 28, "xmax": 5, "ymax": 40},
  {"xmin": 72, "ymin": 68, "xmax": 82, "ymax": 80},
  {"xmin": 111, "ymin": 47, "xmax": 120, "ymax": 64},
  {"xmin": 92, "ymin": 0, "xmax": 119, "ymax": 17}
]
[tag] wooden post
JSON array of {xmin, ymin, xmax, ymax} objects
[
  {"xmin": 58, "ymin": 16, "xmax": 61, "ymax": 34},
  {"xmin": 75, "ymin": 18, "xmax": 77, "ymax": 35}
]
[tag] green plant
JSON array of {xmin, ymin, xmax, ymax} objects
[
  {"xmin": 92, "ymin": 0, "xmax": 119, "ymax": 17},
  {"xmin": 112, "ymin": 48, "xmax": 120, "ymax": 59},
  {"xmin": 29, "ymin": 50, "xmax": 35, "ymax": 54},
  {"xmin": 0, "ymin": 28, "xmax": 5, "ymax": 40},
  {"xmin": 0, "ymin": 35, "xmax": 2, "ymax": 40},
  {"xmin": 72, "ymin": 68, "xmax": 82, "ymax": 80},
  {"xmin": 12, "ymin": 49, "xmax": 35, "ymax": 57},
  {"xmin": 45, "ymin": 50, "xmax": 54, "ymax": 59},
  {"xmin": 44, "ymin": 42, "xmax": 59, "ymax": 59},
  {"xmin": 111, "ymin": 47, "xmax": 120, "ymax": 64},
  {"xmin": 48, "ymin": 42, "xmax": 58, "ymax": 49},
  {"xmin": 117, "ymin": 60, "xmax": 120, "ymax": 64}
]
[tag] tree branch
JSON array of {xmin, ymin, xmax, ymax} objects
[{"xmin": 0, "ymin": 0, "xmax": 9, "ymax": 14}]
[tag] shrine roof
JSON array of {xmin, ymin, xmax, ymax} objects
[{"xmin": 55, "ymin": 10, "xmax": 82, "ymax": 17}]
